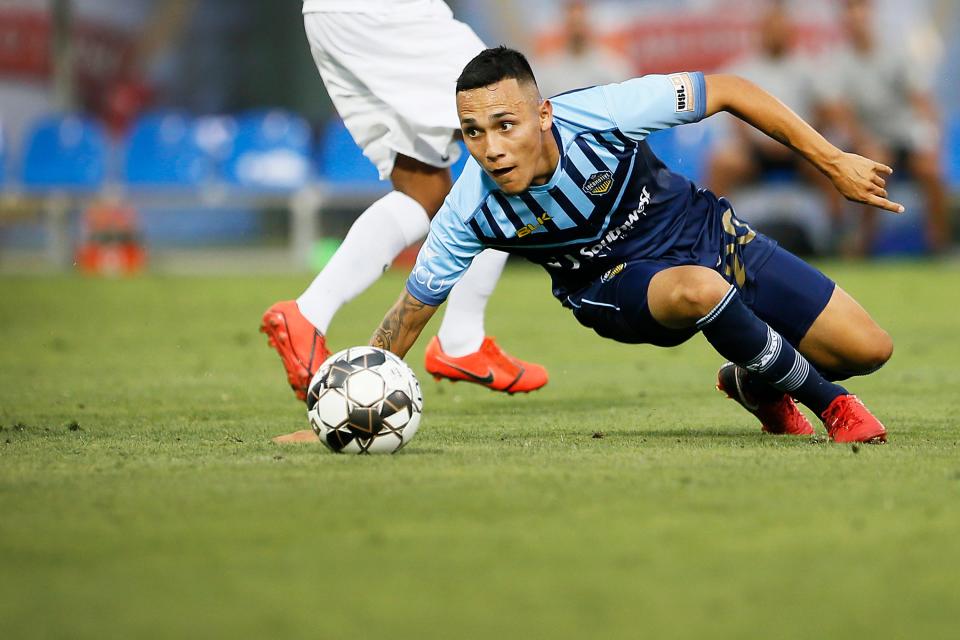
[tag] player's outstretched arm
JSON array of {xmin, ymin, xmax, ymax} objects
[
  {"xmin": 703, "ymin": 74, "xmax": 904, "ymax": 214},
  {"xmin": 370, "ymin": 291, "xmax": 438, "ymax": 358}
]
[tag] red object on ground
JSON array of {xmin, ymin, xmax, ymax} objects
[{"xmin": 75, "ymin": 201, "xmax": 147, "ymax": 275}]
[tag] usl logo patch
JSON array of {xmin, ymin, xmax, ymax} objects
[
  {"xmin": 669, "ymin": 73, "xmax": 696, "ymax": 113},
  {"xmin": 583, "ymin": 170, "xmax": 613, "ymax": 196}
]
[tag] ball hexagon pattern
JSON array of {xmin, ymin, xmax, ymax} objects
[
  {"xmin": 306, "ymin": 346, "xmax": 423, "ymax": 454},
  {"xmin": 345, "ymin": 368, "xmax": 386, "ymax": 407},
  {"xmin": 313, "ymin": 388, "xmax": 349, "ymax": 430}
]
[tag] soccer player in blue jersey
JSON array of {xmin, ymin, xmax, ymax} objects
[{"xmin": 367, "ymin": 46, "xmax": 900, "ymax": 443}]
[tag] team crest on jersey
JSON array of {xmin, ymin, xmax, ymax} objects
[
  {"xmin": 583, "ymin": 170, "xmax": 614, "ymax": 196},
  {"xmin": 600, "ymin": 262, "xmax": 626, "ymax": 283}
]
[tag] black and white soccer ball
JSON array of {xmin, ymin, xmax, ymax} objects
[{"xmin": 306, "ymin": 346, "xmax": 423, "ymax": 454}]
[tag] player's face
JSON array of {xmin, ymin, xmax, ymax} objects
[{"xmin": 457, "ymin": 78, "xmax": 559, "ymax": 195}]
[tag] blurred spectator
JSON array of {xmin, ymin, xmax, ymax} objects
[
  {"xmin": 706, "ymin": 1, "xmax": 839, "ymax": 222},
  {"xmin": 532, "ymin": 0, "xmax": 633, "ymax": 98},
  {"xmin": 0, "ymin": 0, "xmax": 197, "ymax": 145},
  {"xmin": 818, "ymin": 0, "xmax": 950, "ymax": 254}
]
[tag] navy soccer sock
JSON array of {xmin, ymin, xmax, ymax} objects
[
  {"xmin": 697, "ymin": 287, "xmax": 847, "ymax": 415},
  {"xmin": 739, "ymin": 364, "xmax": 850, "ymax": 402}
]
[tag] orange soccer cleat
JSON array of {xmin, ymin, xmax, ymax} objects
[
  {"xmin": 260, "ymin": 300, "xmax": 331, "ymax": 401},
  {"xmin": 716, "ymin": 362, "xmax": 815, "ymax": 436},
  {"xmin": 821, "ymin": 394, "xmax": 887, "ymax": 444},
  {"xmin": 424, "ymin": 336, "xmax": 548, "ymax": 394}
]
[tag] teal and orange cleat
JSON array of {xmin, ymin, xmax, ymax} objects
[
  {"xmin": 821, "ymin": 394, "xmax": 887, "ymax": 443},
  {"xmin": 424, "ymin": 336, "xmax": 548, "ymax": 394},
  {"xmin": 260, "ymin": 300, "xmax": 331, "ymax": 402},
  {"xmin": 717, "ymin": 362, "xmax": 815, "ymax": 436}
]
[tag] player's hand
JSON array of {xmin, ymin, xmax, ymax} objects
[{"xmin": 828, "ymin": 152, "xmax": 905, "ymax": 214}]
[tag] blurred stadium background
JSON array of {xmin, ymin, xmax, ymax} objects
[
  {"xmin": 1, "ymin": 0, "xmax": 957, "ymax": 274},
  {"xmin": 3, "ymin": 4, "xmax": 960, "ymax": 638}
]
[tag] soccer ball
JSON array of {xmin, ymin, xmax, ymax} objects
[{"xmin": 306, "ymin": 346, "xmax": 423, "ymax": 454}]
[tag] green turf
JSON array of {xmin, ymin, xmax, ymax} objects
[{"xmin": 2, "ymin": 261, "xmax": 959, "ymax": 639}]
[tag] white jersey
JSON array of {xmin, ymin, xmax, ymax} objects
[{"xmin": 302, "ymin": 0, "xmax": 450, "ymax": 15}]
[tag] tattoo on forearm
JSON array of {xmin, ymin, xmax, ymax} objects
[
  {"xmin": 371, "ymin": 316, "xmax": 396, "ymax": 351},
  {"xmin": 371, "ymin": 295, "xmax": 426, "ymax": 352}
]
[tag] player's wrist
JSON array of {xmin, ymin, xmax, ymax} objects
[{"xmin": 811, "ymin": 145, "xmax": 845, "ymax": 178}]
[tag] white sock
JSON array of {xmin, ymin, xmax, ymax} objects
[
  {"xmin": 297, "ymin": 190, "xmax": 429, "ymax": 333},
  {"xmin": 436, "ymin": 249, "xmax": 508, "ymax": 357}
]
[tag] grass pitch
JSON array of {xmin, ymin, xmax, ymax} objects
[{"xmin": 1, "ymin": 260, "xmax": 959, "ymax": 639}]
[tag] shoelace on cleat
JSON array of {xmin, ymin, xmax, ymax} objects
[{"xmin": 826, "ymin": 399, "xmax": 864, "ymax": 434}]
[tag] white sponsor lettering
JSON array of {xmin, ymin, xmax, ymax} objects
[
  {"xmin": 413, "ymin": 265, "xmax": 447, "ymax": 293},
  {"xmin": 578, "ymin": 186, "xmax": 651, "ymax": 259}
]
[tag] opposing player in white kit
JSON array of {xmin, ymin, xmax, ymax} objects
[{"xmin": 261, "ymin": 0, "xmax": 548, "ymax": 404}]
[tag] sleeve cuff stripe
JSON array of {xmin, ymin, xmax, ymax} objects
[
  {"xmin": 405, "ymin": 281, "xmax": 445, "ymax": 306},
  {"xmin": 694, "ymin": 71, "xmax": 708, "ymax": 121}
]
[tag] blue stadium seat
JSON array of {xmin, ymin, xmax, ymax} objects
[
  {"xmin": 223, "ymin": 109, "xmax": 312, "ymax": 191},
  {"xmin": 22, "ymin": 114, "xmax": 107, "ymax": 191},
  {"xmin": 124, "ymin": 111, "xmax": 215, "ymax": 188},
  {"xmin": 193, "ymin": 115, "xmax": 237, "ymax": 164},
  {"xmin": 315, "ymin": 119, "xmax": 472, "ymax": 187},
  {"xmin": 314, "ymin": 118, "xmax": 380, "ymax": 186}
]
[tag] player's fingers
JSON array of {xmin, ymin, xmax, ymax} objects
[
  {"xmin": 875, "ymin": 163, "xmax": 894, "ymax": 176},
  {"xmin": 866, "ymin": 194, "xmax": 904, "ymax": 213},
  {"xmin": 871, "ymin": 174, "xmax": 886, "ymax": 188}
]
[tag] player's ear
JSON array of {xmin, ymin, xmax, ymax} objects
[{"xmin": 539, "ymin": 99, "xmax": 553, "ymax": 132}]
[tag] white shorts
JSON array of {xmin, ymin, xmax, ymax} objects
[{"xmin": 303, "ymin": 7, "xmax": 486, "ymax": 179}]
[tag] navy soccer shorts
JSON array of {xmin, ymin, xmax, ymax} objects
[{"xmin": 566, "ymin": 235, "xmax": 836, "ymax": 348}]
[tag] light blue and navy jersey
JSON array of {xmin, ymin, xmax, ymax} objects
[{"xmin": 406, "ymin": 71, "xmax": 763, "ymax": 306}]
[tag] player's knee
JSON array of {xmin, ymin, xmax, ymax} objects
[
  {"xmin": 672, "ymin": 270, "xmax": 731, "ymax": 319},
  {"xmin": 851, "ymin": 328, "xmax": 894, "ymax": 374},
  {"xmin": 867, "ymin": 329, "xmax": 894, "ymax": 370}
]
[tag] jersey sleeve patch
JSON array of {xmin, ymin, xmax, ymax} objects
[{"xmin": 669, "ymin": 72, "xmax": 696, "ymax": 113}]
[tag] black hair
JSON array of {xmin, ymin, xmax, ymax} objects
[{"xmin": 456, "ymin": 46, "xmax": 538, "ymax": 93}]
